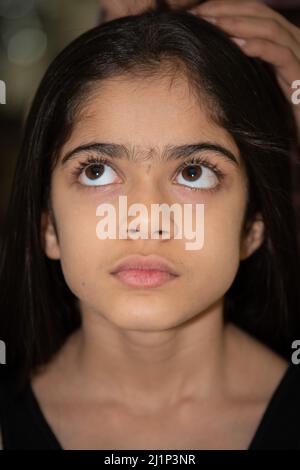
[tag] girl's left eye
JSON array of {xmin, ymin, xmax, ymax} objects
[
  {"xmin": 77, "ymin": 161, "xmax": 119, "ymax": 186},
  {"xmin": 175, "ymin": 161, "xmax": 220, "ymax": 190}
]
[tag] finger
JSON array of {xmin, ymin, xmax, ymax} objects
[
  {"xmin": 190, "ymin": 0, "xmax": 300, "ymax": 42},
  {"xmin": 206, "ymin": 15, "xmax": 300, "ymax": 59},
  {"xmin": 277, "ymin": 75, "xmax": 300, "ymax": 142},
  {"xmin": 237, "ymin": 38, "xmax": 300, "ymax": 89},
  {"xmin": 277, "ymin": 73, "xmax": 293, "ymax": 101},
  {"xmin": 167, "ymin": 0, "xmax": 199, "ymax": 7}
]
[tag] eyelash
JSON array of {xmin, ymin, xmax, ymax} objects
[
  {"xmin": 71, "ymin": 155, "xmax": 117, "ymax": 181},
  {"xmin": 71, "ymin": 154, "xmax": 226, "ymax": 193},
  {"xmin": 175, "ymin": 156, "xmax": 225, "ymax": 193}
]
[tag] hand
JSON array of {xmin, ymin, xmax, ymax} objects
[
  {"xmin": 188, "ymin": 0, "xmax": 300, "ymax": 143},
  {"xmin": 99, "ymin": 0, "xmax": 196, "ymax": 22},
  {"xmin": 99, "ymin": 0, "xmax": 150, "ymax": 21}
]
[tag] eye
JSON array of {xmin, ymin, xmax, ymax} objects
[
  {"xmin": 78, "ymin": 160, "xmax": 119, "ymax": 186},
  {"xmin": 175, "ymin": 160, "xmax": 220, "ymax": 190}
]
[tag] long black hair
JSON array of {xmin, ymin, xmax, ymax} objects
[{"xmin": 0, "ymin": 4, "xmax": 299, "ymax": 388}]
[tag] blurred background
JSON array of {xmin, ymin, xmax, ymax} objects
[
  {"xmin": 1, "ymin": 0, "xmax": 300, "ymax": 239},
  {"xmin": 0, "ymin": 0, "xmax": 99, "ymax": 235}
]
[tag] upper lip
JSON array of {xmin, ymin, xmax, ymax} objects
[{"xmin": 110, "ymin": 255, "xmax": 179, "ymax": 276}]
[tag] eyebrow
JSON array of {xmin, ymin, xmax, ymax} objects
[{"xmin": 60, "ymin": 142, "xmax": 239, "ymax": 167}]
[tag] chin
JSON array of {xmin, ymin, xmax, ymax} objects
[{"xmin": 106, "ymin": 304, "xmax": 185, "ymax": 331}]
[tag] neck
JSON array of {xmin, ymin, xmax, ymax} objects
[{"xmin": 68, "ymin": 299, "xmax": 229, "ymax": 411}]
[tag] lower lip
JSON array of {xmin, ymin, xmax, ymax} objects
[{"xmin": 111, "ymin": 269, "xmax": 178, "ymax": 288}]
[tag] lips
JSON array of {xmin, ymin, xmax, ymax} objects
[
  {"xmin": 110, "ymin": 255, "xmax": 178, "ymax": 276},
  {"xmin": 110, "ymin": 255, "xmax": 179, "ymax": 288}
]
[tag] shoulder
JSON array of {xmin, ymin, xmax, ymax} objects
[
  {"xmin": 0, "ymin": 377, "xmax": 14, "ymax": 451},
  {"xmin": 250, "ymin": 364, "xmax": 300, "ymax": 449},
  {"xmin": 0, "ymin": 376, "xmax": 13, "ymax": 414},
  {"xmin": 226, "ymin": 323, "xmax": 300, "ymax": 448},
  {"xmin": 0, "ymin": 375, "xmax": 22, "ymax": 427},
  {"xmin": 0, "ymin": 375, "xmax": 22, "ymax": 404},
  {"xmin": 0, "ymin": 374, "xmax": 54, "ymax": 450},
  {"xmin": 225, "ymin": 322, "xmax": 290, "ymax": 399}
]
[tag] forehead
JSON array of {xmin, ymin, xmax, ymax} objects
[{"xmin": 60, "ymin": 75, "xmax": 240, "ymax": 163}]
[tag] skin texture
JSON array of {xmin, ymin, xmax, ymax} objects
[
  {"xmin": 99, "ymin": 0, "xmax": 199, "ymax": 21},
  {"xmin": 31, "ymin": 72, "xmax": 288, "ymax": 450},
  {"xmin": 49, "ymin": 77, "xmax": 250, "ymax": 333},
  {"xmin": 100, "ymin": 0, "xmax": 300, "ymax": 142}
]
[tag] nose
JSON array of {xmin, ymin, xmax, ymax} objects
[
  {"xmin": 126, "ymin": 221, "xmax": 171, "ymax": 240},
  {"xmin": 118, "ymin": 184, "xmax": 179, "ymax": 241}
]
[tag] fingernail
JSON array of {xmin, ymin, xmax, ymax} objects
[
  {"xmin": 202, "ymin": 16, "xmax": 217, "ymax": 24},
  {"xmin": 232, "ymin": 37, "xmax": 247, "ymax": 47}
]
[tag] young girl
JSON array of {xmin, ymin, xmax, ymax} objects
[{"xmin": 1, "ymin": 6, "xmax": 300, "ymax": 450}]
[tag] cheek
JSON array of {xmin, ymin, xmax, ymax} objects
[
  {"xmin": 52, "ymin": 190, "xmax": 102, "ymax": 297},
  {"xmin": 183, "ymin": 191, "xmax": 246, "ymax": 307}
]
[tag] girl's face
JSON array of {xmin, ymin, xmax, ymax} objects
[{"xmin": 43, "ymin": 73, "xmax": 263, "ymax": 330}]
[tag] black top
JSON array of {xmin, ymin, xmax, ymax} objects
[{"xmin": 1, "ymin": 363, "xmax": 300, "ymax": 450}]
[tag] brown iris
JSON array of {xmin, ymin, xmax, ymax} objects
[
  {"xmin": 181, "ymin": 165, "xmax": 202, "ymax": 182},
  {"xmin": 85, "ymin": 164, "xmax": 105, "ymax": 180}
]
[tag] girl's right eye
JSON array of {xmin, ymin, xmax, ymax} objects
[{"xmin": 75, "ymin": 158, "xmax": 120, "ymax": 187}]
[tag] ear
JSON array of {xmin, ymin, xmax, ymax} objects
[
  {"xmin": 240, "ymin": 213, "xmax": 265, "ymax": 261},
  {"xmin": 41, "ymin": 209, "xmax": 61, "ymax": 260}
]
